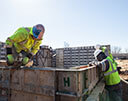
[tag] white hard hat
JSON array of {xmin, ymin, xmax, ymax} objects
[
  {"xmin": 95, "ymin": 44, "xmax": 101, "ymax": 50},
  {"xmin": 94, "ymin": 49, "xmax": 102, "ymax": 59}
]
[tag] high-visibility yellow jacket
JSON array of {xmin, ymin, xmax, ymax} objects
[
  {"xmin": 6, "ymin": 27, "xmax": 42, "ymax": 55},
  {"xmin": 101, "ymin": 46, "xmax": 118, "ymax": 66},
  {"xmin": 104, "ymin": 56, "xmax": 120, "ymax": 85}
]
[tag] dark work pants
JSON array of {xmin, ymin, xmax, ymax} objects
[{"xmin": 105, "ymin": 82, "xmax": 123, "ymax": 101}]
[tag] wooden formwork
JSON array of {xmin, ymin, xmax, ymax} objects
[
  {"xmin": 11, "ymin": 90, "xmax": 54, "ymax": 101},
  {"xmin": 0, "ymin": 67, "xmax": 56, "ymax": 101},
  {"xmin": 55, "ymin": 66, "xmax": 100, "ymax": 101},
  {"xmin": 0, "ymin": 68, "xmax": 11, "ymax": 101},
  {"xmin": 34, "ymin": 47, "xmax": 52, "ymax": 67},
  {"xmin": 0, "ymin": 65, "xmax": 101, "ymax": 101}
]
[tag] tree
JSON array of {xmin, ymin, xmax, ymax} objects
[
  {"xmin": 125, "ymin": 48, "xmax": 128, "ymax": 53},
  {"xmin": 111, "ymin": 46, "xmax": 122, "ymax": 54},
  {"xmin": 64, "ymin": 41, "xmax": 70, "ymax": 47}
]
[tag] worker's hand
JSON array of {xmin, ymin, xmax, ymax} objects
[
  {"xmin": 89, "ymin": 61, "xmax": 99, "ymax": 66},
  {"xmin": 25, "ymin": 60, "xmax": 33, "ymax": 67},
  {"xmin": 22, "ymin": 57, "xmax": 29, "ymax": 65},
  {"xmin": 7, "ymin": 54, "xmax": 14, "ymax": 65},
  {"xmin": 89, "ymin": 62, "xmax": 93, "ymax": 66},
  {"xmin": 94, "ymin": 61, "xmax": 99, "ymax": 66}
]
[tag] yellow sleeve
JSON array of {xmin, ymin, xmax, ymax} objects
[
  {"xmin": 31, "ymin": 41, "xmax": 42, "ymax": 55},
  {"xmin": 6, "ymin": 28, "xmax": 28, "ymax": 46}
]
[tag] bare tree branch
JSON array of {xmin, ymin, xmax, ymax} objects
[
  {"xmin": 111, "ymin": 46, "xmax": 122, "ymax": 54},
  {"xmin": 125, "ymin": 48, "xmax": 128, "ymax": 53}
]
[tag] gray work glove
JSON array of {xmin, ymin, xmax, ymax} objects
[{"xmin": 89, "ymin": 61, "xmax": 100, "ymax": 67}]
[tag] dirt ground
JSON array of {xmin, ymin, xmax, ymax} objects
[{"xmin": 116, "ymin": 60, "xmax": 128, "ymax": 80}]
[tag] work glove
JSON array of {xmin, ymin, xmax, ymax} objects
[
  {"xmin": 6, "ymin": 45, "xmax": 14, "ymax": 65},
  {"xmin": 22, "ymin": 57, "xmax": 29, "ymax": 65},
  {"xmin": 20, "ymin": 51, "xmax": 32, "ymax": 65},
  {"xmin": 25, "ymin": 60, "xmax": 33, "ymax": 67},
  {"xmin": 89, "ymin": 61, "xmax": 100, "ymax": 67},
  {"xmin": 25, "ymin": 53, "xmax": 34, "ymax": 67},
  {"xmin": 20, "ymin": 51, "xmax": 34, "ymax": 67},
  {"xmin": 7, "ymin": 54, "xmax": 14, "ymax": 65}
]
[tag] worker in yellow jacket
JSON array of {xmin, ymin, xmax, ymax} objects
[
  {"xmin": 94, "ymin": 49, "xmax": 122, "ymax": 101},
  {"xmin": 5, "ymin": 24, "xmax": 45, "ymax": 67}
]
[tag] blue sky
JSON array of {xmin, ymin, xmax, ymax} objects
[{"xmin": 0, "ymin": 0, "xmax": 128, "ymax": 51}]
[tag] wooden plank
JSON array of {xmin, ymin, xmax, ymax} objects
[
  {"xmin": 0, "ymin": 60, "xmax": 7, "ymax": 67},
  {"xmin": 11, "ymin": 90, "xmax": 54, "ymax": 101},
  {"xmin": 11, "ymin": 69, "xmax": 24, "ymax": 91},
  {"xmin": 0, "ymin": 96, "xmax": 8, "ymax": 101},
  {"xmin": 57, "ymin": 71, "xmax": 77, "ymax": 93},
  {"xmin": 86, "ymin": 79, "xmax": 105, "ymax": 101},
  {"xmin": 16, "ymin": 69, "xmax": 55, "ymax": 96},
  {"xmin": 0, "ymin": 69, "xmax": 10, "ymax": 88},
  {"xmin": 56, "ymin": 95, "xmax": 78, "ymax": 101},
  {"xmin": 0, "ymin": 66, "xmax": 100, "ymax": 101},
  {"xmin": 56, "ymin": 66, "xmax": 100, "ymax": 101}
]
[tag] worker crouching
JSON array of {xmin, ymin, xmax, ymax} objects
[
  {"xmin": 5, "ymin": 24, "xmax": 45, "ymax": 67},
  {"xmin": 94, "ymin": 49, "xmax": 123, "ymax": 101}
]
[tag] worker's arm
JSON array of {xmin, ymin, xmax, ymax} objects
[
  {"xmin": 6, "ymin": 28, "xmax": 28, "ymax": 56},
  {"xmin": 31, "ymin": 41, "xmax": 42, "ymax": 56},
  {"xmin": 99, "ymin": 59, "xmax": 109, "ymax": 72},
  {"xmin": 6, "ymin": 28, "xmax": 27, "ymax": 47},
  {"xmin": 24, "ymin": 41, "xmax": 41, "ymax": 67}
]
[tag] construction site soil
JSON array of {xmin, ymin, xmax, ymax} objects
[{"xmin": 116, "ymin": 60, "xmax": 128, "ymax": 80}]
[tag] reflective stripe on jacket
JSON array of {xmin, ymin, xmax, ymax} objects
[{"xmin": 104, "ymin": 56, "xmax": 120, "ymax": 86}]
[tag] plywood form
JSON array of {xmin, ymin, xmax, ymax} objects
[
  {"xmin": 0, "ymin": 66, "xmax": 101, "ymax": 101},
  {"xmin": 10, "ymin": 68, "xmax": 55, "ymax": 96},
  {"xmin": 56, "ymin": 95, "xmax": 83, "ymax": 101},
  {"xmin": 56, "ymin": 66, "xmax": 100, "ymax": 101},
  {"xmin": 34, "ymin": 48, "xmax": 52, "ymax": 67},
  {"xmin": 0, "ymin": 67, "xmax": 56, "ymax": 101},
  {"xmin": 86, "ymin": 79, "xmax": 105, "ymax": 101},
  {"xmin": 0, "ymin": 69, "xmax": 10, "ymax": 88},
  {"xmin": 11, "ymin": 90, "xmax": 54, "ymax": 101}
]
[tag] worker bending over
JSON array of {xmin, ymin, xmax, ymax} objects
[
  {"xmin": 94, "ymin": 49, "xmax": 122, "ymax": 101},
  {"xmin": 5, "ymin": 24, "xmax": 45, "ymax": 67}
]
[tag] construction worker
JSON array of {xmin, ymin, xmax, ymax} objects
[
  {"xmin": 94, "ymin": 49, "xmax": 122, "ymax": 101},
  {"xmin": 5, "ymin": 24, "xmax": 45, "ymax": 67},
  {"xmin": 95, "ymin": 44, "xmax": 118, "ymax": 66}
]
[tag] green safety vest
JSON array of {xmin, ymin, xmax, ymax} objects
[{"xmin": 104, "ymin": 56, "xmax": 120, "ymax": 86}]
